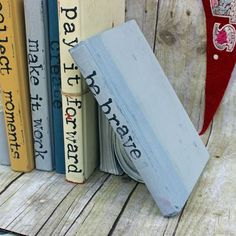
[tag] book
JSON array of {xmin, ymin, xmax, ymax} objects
[
  {"xmin": 24, "ymin": 0, "xmax": 54, "ymax": 171},
  {"xmin": 47, "ymin": 0, "xmax": 65, "ymax": 174},
  {"xmin": 58, "ymin": 0, "xmax": 125, "ymax": 183},
  {"xmin": 0, "ymin": 0, "xmax": 34, "ymax": 172},
  {"xmin": 70, "ymin": 20, "xmax": 210, "ymax": 216},
  {"xmin": 0, "ymin": 89, "xmax": 10, "ymax": 166}
]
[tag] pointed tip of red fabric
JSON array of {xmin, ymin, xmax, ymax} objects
[
  {"xmin": 199, "ymin": 113, "xmax": 213, "ymax": 136},
  {"xmin": 199, "ymin": 126, "xmax": 207, "ymax": 136}
]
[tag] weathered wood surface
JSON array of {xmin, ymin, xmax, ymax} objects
[
  {"xmin": 0, "ymin": 171, "xmax": 75, "ymax": 235},
  {"xmin": 155, "ymin": 0, "xmax": 207, "ymax": 132},
  {"xmin": 0, "ymin": 166, "xmax": 22, "ymax": 194},
  {"xmin": 37, "ymin": 172, "xmax": 109, "ymax": 236},
  {"xmin": 111, "ymin": 184, "xmax": 179, "ymax": 236},
  {"xmin": 0, "ymin": 0, "xmax": 235, "ymax": 235},
  {"xmin": 66, "ymin": 176, "xmax": 137, "ymax": 236}
]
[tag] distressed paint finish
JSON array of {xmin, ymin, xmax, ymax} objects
[
  {"xmin": 0, "ymin": 0, "xmax": 235, "ymax": 235},
  {"xmin": 24, "ymin": 0, "xmax": 53, "ymax": 171},
  {"xmin": 70, "ymin": 20, "xmax": 209, "ymax": 216}
]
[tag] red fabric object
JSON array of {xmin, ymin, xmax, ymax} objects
[{"xmin": 200, "ymin": 0, "xmax": 236, "ymax": 135}]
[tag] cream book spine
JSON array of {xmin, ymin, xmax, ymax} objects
[{"xmin": 58, "ymin": 0, "xmax": 125, "ymax": 183}]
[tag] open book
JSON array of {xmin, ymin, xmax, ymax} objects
[{"xmin": 70, "ymin": 20, "xmax": 209, "ymax": 217}]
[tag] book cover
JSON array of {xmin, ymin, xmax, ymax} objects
[
  {"xmin": 47, "ymin": 0, "xmax": 65, "ymax": 174},
  {"xmin": 0, "ymin": 89, "xmax": 10, "ymax": 166},
  {"xmin": 58, "ymin": 0, "xmax": 125, "ymax": 183},
  {"xmin": 0, "ymin": 0, "xmax": 34, "ymax": 172},
  {"xmin": 24, "ymin": 0, "xmax": 54, "ymax": 171},
  {"xmin": 70, "ymin": 20, "xmax": 210, "ymax": 216}
]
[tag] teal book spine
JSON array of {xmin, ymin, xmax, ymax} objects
[{"xmin": 47, "ymin": 0, "xmax": 65, "ymax": 174}]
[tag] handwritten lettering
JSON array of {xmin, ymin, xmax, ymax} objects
[
  {"xmin": 61, "ymin": 7, "xmax": 78, "ymax": 48},
  {"xmin": 65, "ymin": 131, "xmax": 82, "ymax": 174},
  {"xmin": 3, "ymin": 91, "xmax": 20, "ymax": 159},
  {"xmin": 85, "ymin": 71, "xmax": 142, "ymax": 160},
  {"xmin": 50, "ymin": 41, "xmax": 62, "ymax": 109},
  {"xmin": 61, "ymin": 5, "xmax": 82, "ymax": 173},
  {"xmin": 31, "ymin": 94, "xmax": 42, "ymax": 111},
  {"xmin": 28, "ymin": 38, "xmax": 47, "ymax": 160},
  {"xmin": 28, "ymin": 39, "xmax": 43, "ymax": 86},
  {"xmin": 0, "ymin": 4, "xmax": 12, "ymax": 75},
  {"xmin": 0, "ymin": 4, "xmax": 20, "ymax": 159},
  {"xmin": 33, "ymin": 119, "xmax": 47, "ymax": 160}
]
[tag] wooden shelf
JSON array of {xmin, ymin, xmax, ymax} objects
[{"xmin": 0, "ymin": 139, "xmax": 235, "ymax": 236}]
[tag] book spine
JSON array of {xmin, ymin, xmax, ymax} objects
[
  {"xmin": 70, "ymin": 43, "xmax": 185, "ymax": 216},
  {"xmin": 47, "ymin": 0, "xmax": 65, "ymax": 174},
  {"xmin": 58, "ymin": 0, "xmax": 85, "ymax": 183},
  {"xmin": 24, "ymin": 0, "xmax": 53, "ymax": 171},
  {"xmin": 0, "ymin": 0, "xmax": 34, "ymax": 172},
  {"xmin": 0, "ymin": 89, "xmax": 10, "ymax": 166}
]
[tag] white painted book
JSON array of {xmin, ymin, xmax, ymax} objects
[{"xmin": 70, "ymin": 20, "xmax": 209, "ymax": 216}]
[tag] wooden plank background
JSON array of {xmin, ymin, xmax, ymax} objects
[
  {"xmin": 126, "ymin": 0, "xmax": 236, "ymax": 235},
  {"xmin": 1, "ymin": 0, "xmax": 236, "ymax": 235}
]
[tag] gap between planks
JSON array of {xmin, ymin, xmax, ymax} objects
[
  {"xmin": 37, "ymin": 174, "xmax": 137, "ymax": 236},
  {"xmin": 0, "ymin": 166, "xmax": 24, "ymax": 195},
  {"xmin": 35, "ymin": 172, "xmax": 110, "ymax": 236}
]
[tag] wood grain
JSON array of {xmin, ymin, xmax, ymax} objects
[
  {"xmin": 111, "ymin": 183, "xmax": 179, "ymax": 236},
  {"xmin": 171, "ymin": 136, "xmax": 236, "ymax": 236},
  {"xmin": 125, "ymin": 0, "xmax": 158, "ymax": 48},
  {"xmin": 0, "ymin": 0, "xmax": 235, "ymax": 235},
  {"xmin": 171, "ymin": 68, "xmax": 236, "ymax": 236},
  {"xmin": 111, "ymin": 0, "xmax": 234, "ymax": 235},
  {"xmin": 0, "ymin": 171, "xmax": 75, "ymax": 235},
  {"xmin": 155, "ymin": 0, "xmax": 206, "ymax": 131},
  {"xmin": 37, "ymin": 171, "xmax": 108, "ymax": 236},
  {"xmin": 65, "ymin": 176, "xmax": 137, "ymax": 236}
]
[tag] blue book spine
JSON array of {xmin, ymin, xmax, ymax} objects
[
  {"xmin": 47, "ymin": 0, "xmax": 65, "ymax": 173},
  {"xmin": 24, "ymin": 0, "xmax": 54, "ymax": 171}
]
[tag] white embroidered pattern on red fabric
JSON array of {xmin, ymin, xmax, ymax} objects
[{"xmin": 210, "ymin": 0, "xmax": 236, "ymax": 51}]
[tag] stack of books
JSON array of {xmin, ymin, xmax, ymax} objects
[
  {"xmin": 0, "ymin": 0, "xmax": 125, "ymax": 181},
  {"xmin": 0, "ymin": 0, "xmax": 209, "ymax": 216}
]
